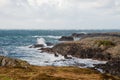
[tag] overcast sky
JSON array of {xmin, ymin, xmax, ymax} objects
[{"xmin": 0, "ymin": 0, "xmax": 120, "ymax": 29}]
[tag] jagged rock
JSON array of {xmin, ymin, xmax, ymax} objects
[
  {"xmin": 95, "ymin": 60, "xmax": 120, "ymax": 77},
  {"xmin": 42, "ymin": 36, "xmax": 120, "ymax": 60},
  {"xmin": 29, "ymin": 44, "xmax": 44, "ymax": 48},
  {"xmin": 59, "ymin": 36, "xmax": 74, "ymax": 41},
  {"xmin": 40, "ymin": 48, "xmax": 53, "ymax": 53},
  {"xmin": 0, "ymin": 56, "xmax": 30, "ymax": 68}
]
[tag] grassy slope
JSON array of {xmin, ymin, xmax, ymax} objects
[{"xmin": 0, "ymin": 66, "xmax": 119, "ymax": 80}]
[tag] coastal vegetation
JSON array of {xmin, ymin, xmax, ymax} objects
[
  {"xmin": 0, "ymin": 66, "xmax": 119, "ymax": 80},
  {"xmin": 95, "ymin": 40, "xmax": 115, "ymax": 47}
]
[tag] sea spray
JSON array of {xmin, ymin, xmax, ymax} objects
[{"xmin": 37, "ymin": 38, "xmax": 47, "ymax": 46}]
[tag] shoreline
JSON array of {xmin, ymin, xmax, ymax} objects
[
  {"xmin": 0, "ymin": 32, "xmax": 120, "ymax": 80},
  {"xmin": 0, "ymin": 55, "xmax": 119, "ymax": 80}
]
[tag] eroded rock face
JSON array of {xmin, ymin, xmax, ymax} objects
[
  {"xmin": 42, "ymin": 36, "xmax": 120, "ymax": 60},
  {"xmin": 59, "ymin": 36, "xmax": 74, "ymax": 41},
  {"xmin": 0, "ymin": 56, "xmax": 29, "ymax": 68},
  {"xmin": 95, "ymin": 60, "xmax": 120, "ymax": 77}
]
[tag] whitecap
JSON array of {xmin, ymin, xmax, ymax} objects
[
  {"xmin": 37, "ymin": 38, "xmax": 47, "ymax": 46},
  {"xmin": 32, "ymin": 35, "xmax": 61, "ymax": 39}
]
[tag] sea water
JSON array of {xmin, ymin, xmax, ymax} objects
[{"xmin": 0, "ymin": 30, "xmax": 119, "ymax": 67}]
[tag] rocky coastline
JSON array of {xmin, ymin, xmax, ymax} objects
[
  {"xmin": 0, "ymin": 55, "xmax": 119, "ymax": 80},
  {"xmin": 40, "ymin": 32, "xmax": 120, "ymax": 77},
  {"xmin": 0, "ymin": 32, "xmax": 120, "ymax": 80}
]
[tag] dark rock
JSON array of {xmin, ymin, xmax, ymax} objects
[
  {"xmin": 59, "ymin": 36, "xmax": 74, "ymax": 41},
  {"xmin": 95, "ymin": 60, "xmax": 120, "ymax": 77},
  {"xmin": 54, "ymin": 53, "xmax": 59, "ymax": 57},
  {"xmin": 29, "ymin": 44, "xmax": 44, "ymax": 48},
  {"xmin": 0, "ymin": 56, "xmax": 30, "ymax": 68},
  {"xmin": 72, "ymin": 32, "xmax": 120, "ymax": 38},
  {"xmin": 72, "ymin": 33, "xmax": 85, "ymax": 37},
  {"xmin": 40, "ymin": 48, "xmax": 53, "ymax": 53},
  {"xmin": 46, "ymin": 42, "xmax": 53, "ymax": 46},
  {"xmin": 64, "ymin": 54, "xmax": 72, "ymax": 59}
]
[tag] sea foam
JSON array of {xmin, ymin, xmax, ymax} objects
[
  {"xmin": 37, "ymin": 38, "xmax": 47, "ymax": 46},
  {"xmin": 32, "ymin": 35, "xmax": 61, "ymax": 39},
  {"xmin": 16, "ymin": 46, "xmax": 106, "ymax": 68}
]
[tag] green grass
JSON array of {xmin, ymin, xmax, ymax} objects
[
  {"xmin": 95, "ymin": 40, "xmax": 115, "ymax": 47},
  {"xmin": 0, "ymin": 75, "xmax": 12, "ymax": 80}
]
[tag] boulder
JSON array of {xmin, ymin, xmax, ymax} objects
[
  {"xmin": 29, "ymin": 44, "xmax": 44, "ymax": 48},
  {"xmin": 40, "ymin": 48, "xmax": 53, "ymax": 53},
  {"xmin": 0, "ymin": 56, "xmax": 30, "ymax": 68},
  {"xmin": 95, "ymin": 60, "xmax": 120, "ymax": 77},
  {"xmin": 59, "ymin": 36, "xmax": 74, "ymax": 41},
  {"xmin": 46, "ymin": 42, "xmax": 53, "ymax": 46}
]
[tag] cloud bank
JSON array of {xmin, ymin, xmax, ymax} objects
[{"xmin": 0, "ymin": 0, "xmax": 120, "ymax": 29}]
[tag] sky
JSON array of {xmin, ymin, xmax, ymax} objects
[{"xmin": 0, "ymin": 0, "xmax": 120, "ymax": 30}]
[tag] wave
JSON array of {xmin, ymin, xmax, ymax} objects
[
  {"xmin": 80, "ymin": 32, "xmax": 87, "ymax": 34},
  {"xmin": 14, "ymin": 45, "xmax": 107, "ymax": 68},
  {"xmin": 37, "ymin": 38, "xmax": 47, "ymax": 46},
  {"xmin": 32, "ymin": 35, "xmax": 61, "ymax": 39},
  {"xmin": 0, "ymin": 48, "xmax": 8, "ymax": 56}
]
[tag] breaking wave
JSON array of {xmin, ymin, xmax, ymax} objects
[
  {"xmin": 37, "ymin": 38, "xmax": 47, "ymax": 46},
  {"xmin": 32, "ymin": 35, "xmax": 61, "ymax": 39}
]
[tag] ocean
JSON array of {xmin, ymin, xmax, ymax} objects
[{"xmin": 0, "ymin": 30, "xmax": 119, "ymax": 67}]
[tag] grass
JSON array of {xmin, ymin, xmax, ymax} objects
[
  {"xmin": 0, "ymin": 66, "xmax": 119, "ymax": 80},
  {"xmin": 95, "ymin": 40, "xmax": 115, "ymax": 47},
  {"xmin": 0, "ymin": 75, "xmax": 12, "ymax": 80}
]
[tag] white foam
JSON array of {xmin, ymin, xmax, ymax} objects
[
  {"xmin": 32, "ymin": 35, "xmax": 61, "ymax": 39},
  {"xmin": 16, "ymin": 46, "xmax": 107, "ymax": 68},
  {"xmin": 37, "ymin": 38, "xmax": 47, "ymax": 46},
  {"xmin": 47, "ymin": 35, "xmax": 61, "ymax": 39},
  {"xmin": 80, "ymin": 32, "xmax": 87, "ymax": 34}
]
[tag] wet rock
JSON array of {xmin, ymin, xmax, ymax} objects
[
  {"xmin": 0, "ymin": 56, "xmax": 30, "ymax": 68},
  {"xmin": 40, "ymin": 48, "xmax": 53, "ymax": 53},
  {"xmin": 59, "ymin": 36, "xmax": 74, "ymax": 41},
  {"xmin": 54, "ymin": 53, "xmax": 59, "ymax": 57},
  {"xmin": 95, "ymin": 60, "xmax": 120, "ymax": 77},
  {"xmin": 64, "ymin": 54, "xmax": 72, "ymax": 59},
  {"xmin": 29, "ymin": 44, "xmax": 44, "ymax": 48},
  {"xmin": 46, "ymin": 42, "xmax": 53, "ymax": 46}
]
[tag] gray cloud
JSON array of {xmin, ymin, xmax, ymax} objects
[{"xmin": 0, "ymin": 0, "xmax": 120, "ymax": 29}]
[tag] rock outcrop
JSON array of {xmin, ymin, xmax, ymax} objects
[
  {"xmin": 0, "ymin": 56, "xmax": 29, "ymax": 68},
  {"xmin": 40, "ymin": 33, "xmax": 120, "ymax": 77},
  {"xmin": 29, "ymin": 44, "xmax": 44, "ymax": 48},
  {"xmin": 59, "ymin": 36, "xmax": 74, "ymax": 41},
  {"xmin": 95, "ymin": 60, "xmax": 120, "ymax": 77},
  {"xmin": 42, "ymin": 36, "xmax": 120, "ymax": 60},
  {"xmin": 29, "ymin": 42, "xmax": 53, "ymax": 48},
  {"xmin": 72, "ymin": 32, "xmax": 120, "ymax": 38}
]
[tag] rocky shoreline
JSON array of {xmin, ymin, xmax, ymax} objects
[
  {"xmin": 0, "ymin": 32, "xmax": 120, "ymax": 79},
  {"xmin": 0, "ymin": 55, "xmax": 119, "ymax": 80},
  {"xmin": 0, "ymin": 56, "xmax": 30, "ymax": 68},
  {"xmin": 40, "ymin": 32, "xmax": 120, "ymax": 77}
]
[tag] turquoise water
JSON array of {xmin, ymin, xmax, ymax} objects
[{"xmin": 0, "ymin": 30, "xmax": 119, "ymax": 66}]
